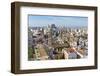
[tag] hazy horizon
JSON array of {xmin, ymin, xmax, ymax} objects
[{"xmin": 28, "ymin": 15, "xmax": 88, "ymax": 27}]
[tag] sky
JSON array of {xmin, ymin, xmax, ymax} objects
[{"xmin": 28, "ymin": 15, "xmax": 88, "ymax": 27}]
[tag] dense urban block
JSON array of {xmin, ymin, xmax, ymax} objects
[{"xmin": 28, "ymin": 24, "xmax": 88, "ymax": 60}]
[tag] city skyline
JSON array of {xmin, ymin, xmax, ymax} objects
[
  {"xmin": 28, "ymin": 15, "xmax": 88, "ymax": 60},
  {"xmin": 28, "ymin": 15, "xmax": 88, "ymax": 27}
]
